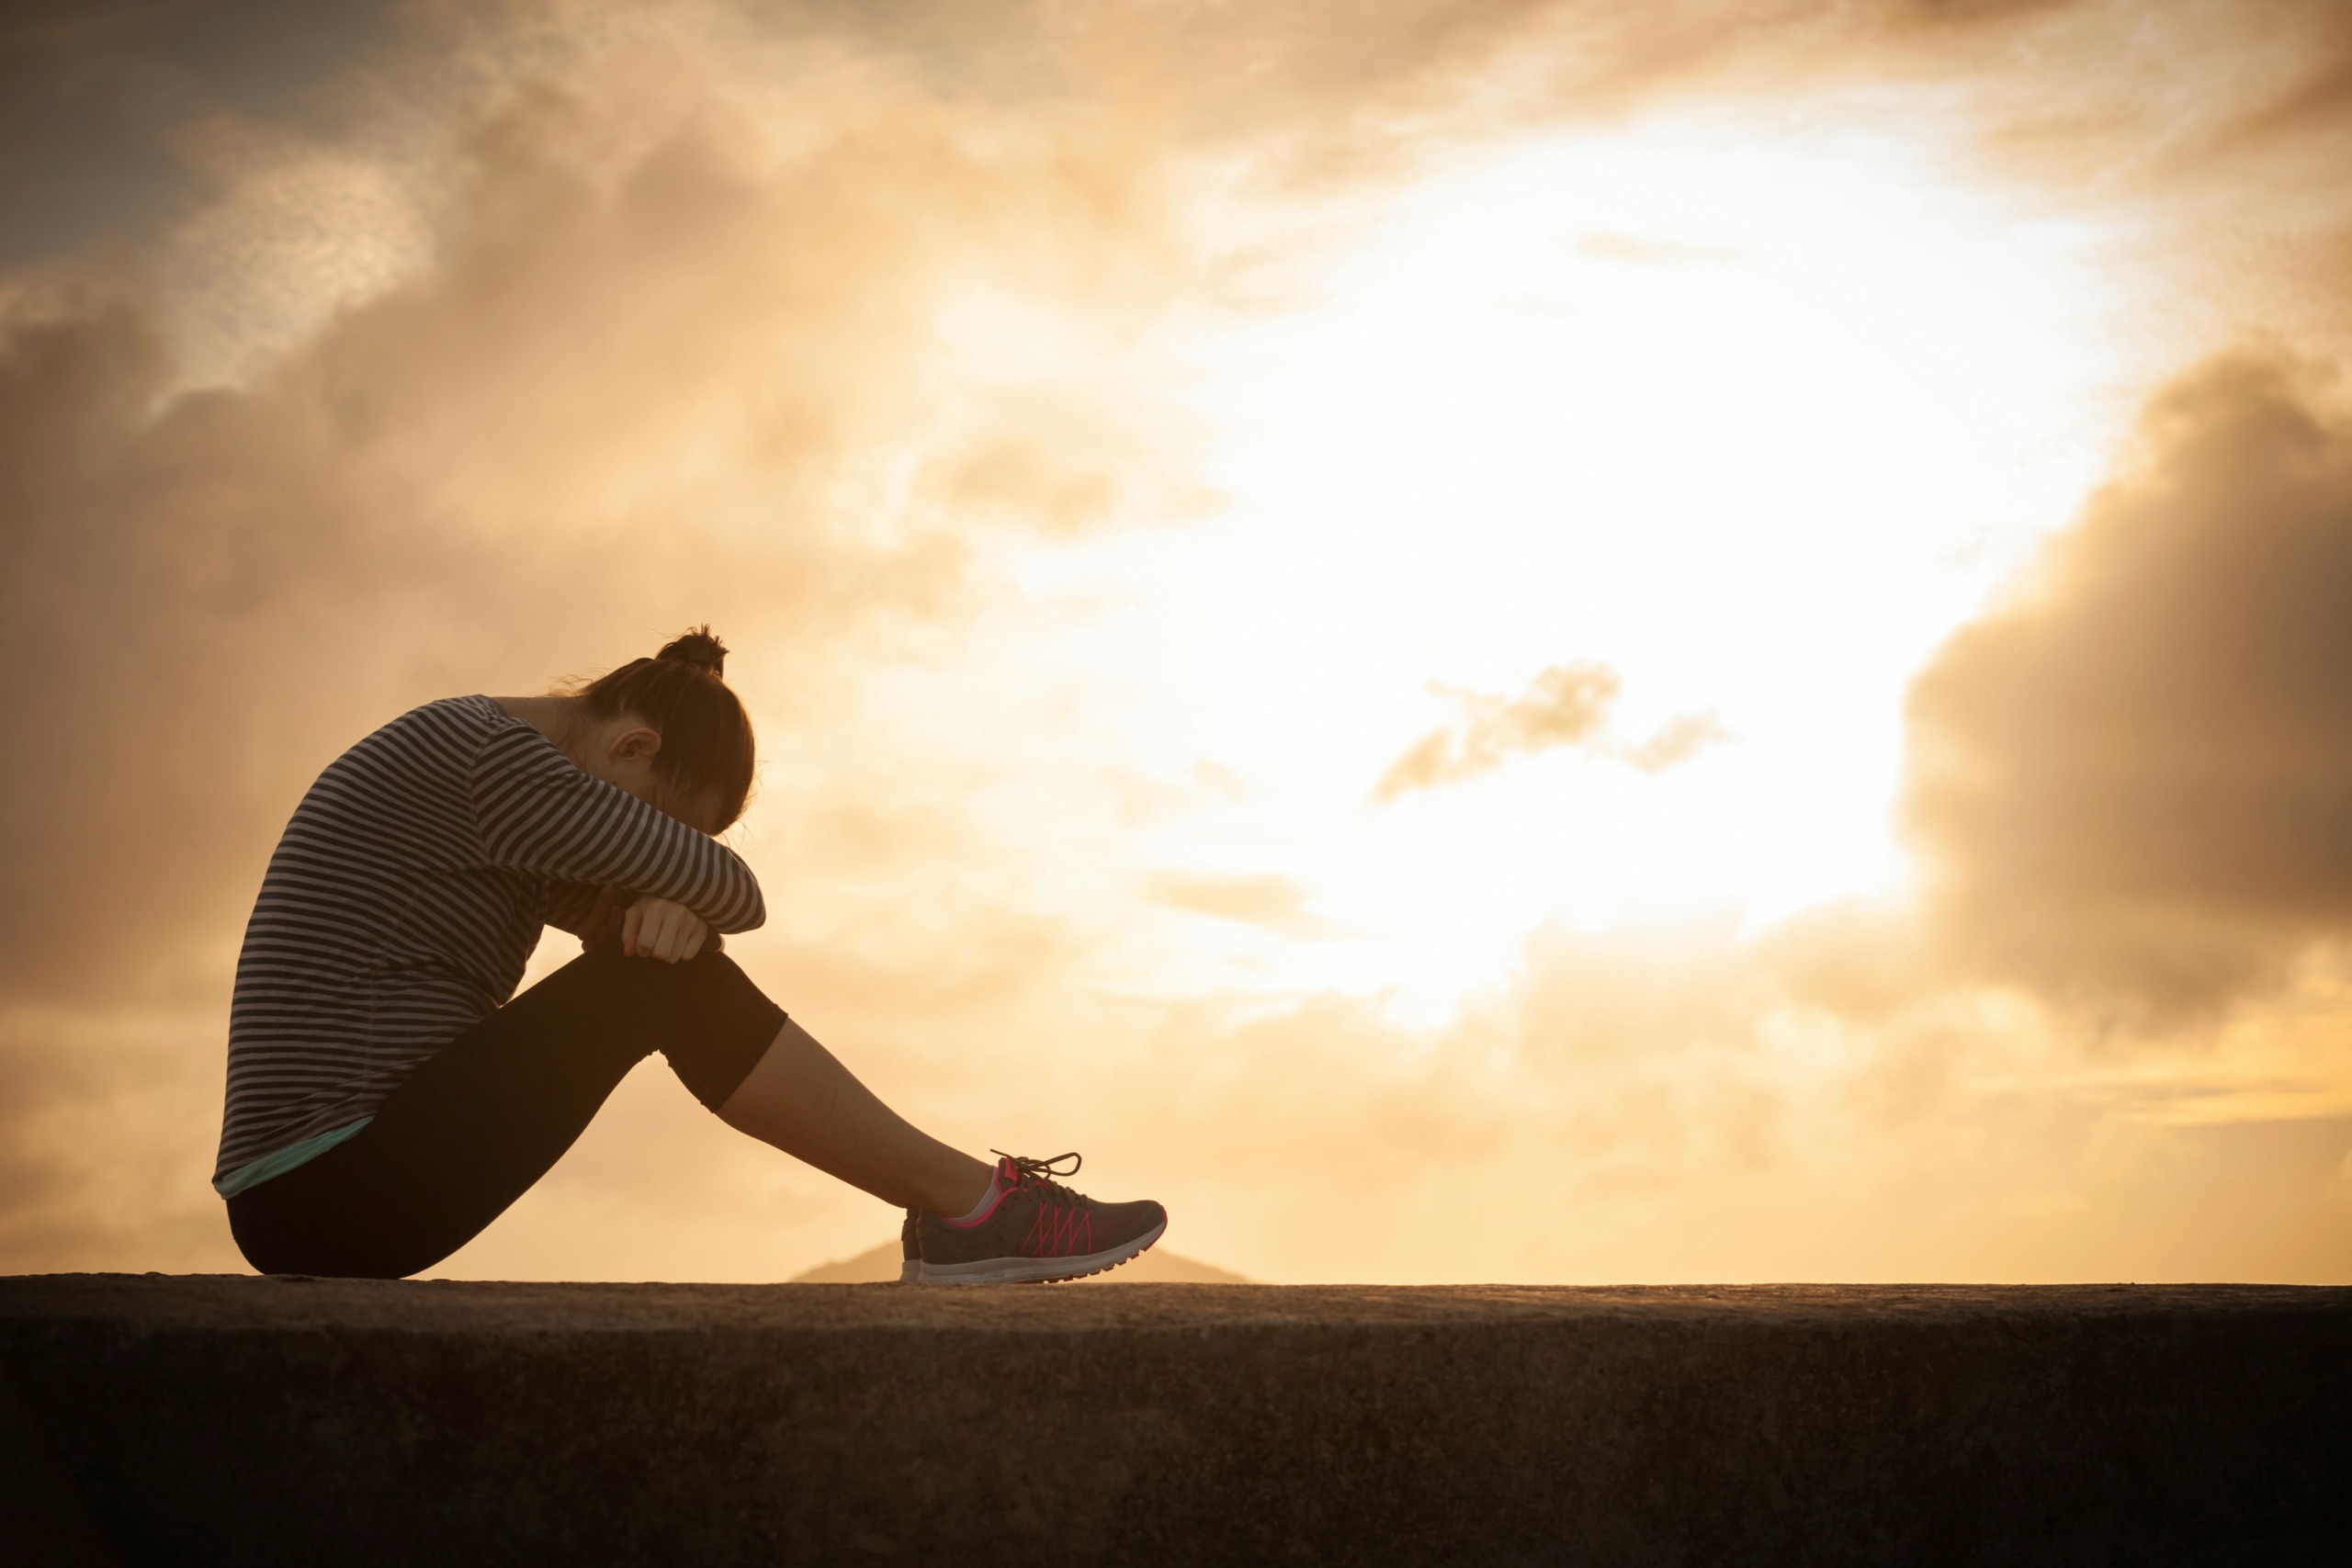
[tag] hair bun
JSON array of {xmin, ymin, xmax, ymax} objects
[{"xmin": 655, "ymin": 626, "xmax": 728, "ymax": 677}]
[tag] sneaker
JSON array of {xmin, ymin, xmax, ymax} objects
[
  {"xmin": 917, "ymin": 1152, "xmax": 1166, "ymax": 1285},
  {"xmin": 899, "ymin": 1208, "xmax": 921, "ymax": 1284}
]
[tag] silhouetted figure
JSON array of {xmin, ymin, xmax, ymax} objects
[{"xmin": 217, "ymin": 627, "xmax": 1164, "ymax": 1282}]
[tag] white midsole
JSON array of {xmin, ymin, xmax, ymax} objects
[{"xmin": 918, "ymin": 1220, "xmax": 1167, "ymax": 1285}]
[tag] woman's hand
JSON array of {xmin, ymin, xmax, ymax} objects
[
  {"xmin": 623, "ymin": 895, "xmax": 712, "ymax": 964},
  {"xmin": 581, "ymin": 884, "xmax": 629, "ymax": 952}
]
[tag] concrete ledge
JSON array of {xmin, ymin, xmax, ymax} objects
[{"xmin": 4, "ymin": 1275, "xmax": 2346, "ymax": 1564}]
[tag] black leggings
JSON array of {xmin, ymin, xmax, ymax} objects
[{"xmin": 227, "ymin": 948, "xmax": 785, "ymax": 1280}]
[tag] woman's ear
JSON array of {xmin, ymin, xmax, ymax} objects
[{"xmin": 608, "ymin": 726, "xmax": 663, "ymax": 765}]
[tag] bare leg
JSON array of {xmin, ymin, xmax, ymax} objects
[{"xmin": 717, "ymin": 1017, "xmax": 992, "ymax": 1215}]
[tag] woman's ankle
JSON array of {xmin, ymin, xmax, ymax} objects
[{"xmin": 926, "ymin": 1157, "xmax": 996, "ymax": 1220}]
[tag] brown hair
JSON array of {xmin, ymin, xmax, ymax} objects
[{"xmin": 576, "ymin": 626, "xmax": 755, "ymax": 829}]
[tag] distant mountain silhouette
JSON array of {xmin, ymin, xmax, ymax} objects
[{"xmin": 793, "ymin": 1237, "xmax": 1248, "ymax": 1284}]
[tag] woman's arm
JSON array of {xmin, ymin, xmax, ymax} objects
[
  {"xmin": 548, "ymin": 881, "xmax": 722, "ymax": 963},
  {"xmin": 543, "ymin": 879, "xmax": 610, "ymax": 938},
  {"xmin": 620, "ymin": 896, "xmax": 715, "ymax": 963},
  {"xmin": 470, "ymin": 725, "xmax": 766, "ymax": 932}
]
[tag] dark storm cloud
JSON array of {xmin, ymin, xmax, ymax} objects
[
  {"xmin": 1905, "ymin": 356, "xmax": 2352, "ymax": 1017},
  {"xmin": 0, "ymin": 0, "xmax": 414, "ymax": 266}
]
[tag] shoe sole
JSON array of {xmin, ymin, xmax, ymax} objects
[{"xmin": 917, "ymin": 1218, "xmax": 1167, "ymax": 1286}]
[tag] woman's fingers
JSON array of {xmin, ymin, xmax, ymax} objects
[
  {"xmin": 621, "ymin": 896, "xmax": 712, "ymax": 963},
  {"xmin": 668, "ymin": 906, "xmax": 709, "ymax": 963}
]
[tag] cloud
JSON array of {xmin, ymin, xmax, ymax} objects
[
  {"xmin": 0, "ymin": 0, "xmax": 2137, "ymax": 278},
  {"xmin": 6, "ymin": 0, "xmax": 2352, "ymax": 1285},
  {"xmin": 1616, "ymin": 711, "xmax": 1734, "ymax": 775},
  {"xmin": 0, "ymin": 17, "xmax": 1199, "ymax": 1268},
  {"xmin": 1374, "ymin": 662, "xmax": 1724, "ymax": 798},
  {"xmin": 0, "ymin": 37, "xmax": 1204, "ymax": 1005},
  {"xmin": 1374, "ymin": 662, "xmax": 1620, "ymax": 798},
  {"xmin": 0, "ymin": 1000, "xmax": 240, "ymax": 1272},
  {"xmin": 1577, "ymin": 231, "xmax": 1739, "ymax": 265},
  {"xmin": 922, "ymin": 436, "xmax": 1123, "ymax": 536},
  {"xmin": 1905, "ymin": 355, "xmax": 2352, "ymax": 1019},
  {"xmin": 1143, "ymin": 872, "xmax": 1345, "ymax": 937},
  {"xmin": 1076, "ymin": 910, "xmax": 2352, "ymax": 1284}
]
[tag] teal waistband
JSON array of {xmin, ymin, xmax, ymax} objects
[{"xmin": 214, "ymin": 1117, "xmax": 374, "ymax": 1199}]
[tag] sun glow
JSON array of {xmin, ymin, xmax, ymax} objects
[
  {"xmin": 21, "ymin": 1, "xmax": 2352, "ymax": 1292},
  {"xmin": 909, "ymin": 112, "xmax": 2131, "ymax": 1018}
]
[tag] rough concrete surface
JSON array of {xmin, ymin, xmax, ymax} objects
[{"xmin": 2, "ymin": 1275, "xmax": 2346, "ymax": 1565}]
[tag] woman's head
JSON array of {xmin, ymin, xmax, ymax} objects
[{"xmin": 569, "ymin": 627, "xmax": 755, "ymax": 834}]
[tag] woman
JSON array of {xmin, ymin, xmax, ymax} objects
[{"xmin": 215, "ymin": 627, "xmax": 1165, "ymax": 1282}]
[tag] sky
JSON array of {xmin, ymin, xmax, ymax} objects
[{"xmin": 3, "ymin": 0, "xmax": 2349, "ymax": 1284}]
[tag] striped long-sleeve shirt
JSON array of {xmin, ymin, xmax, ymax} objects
[{"xmin": 214, "ymin": 695, "xmax": 766, "ymax": 1196}]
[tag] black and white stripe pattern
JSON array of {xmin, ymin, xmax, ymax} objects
[{"xmin": 215, "ymin": 695, "xmax": 765, "ymax": 1190}]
